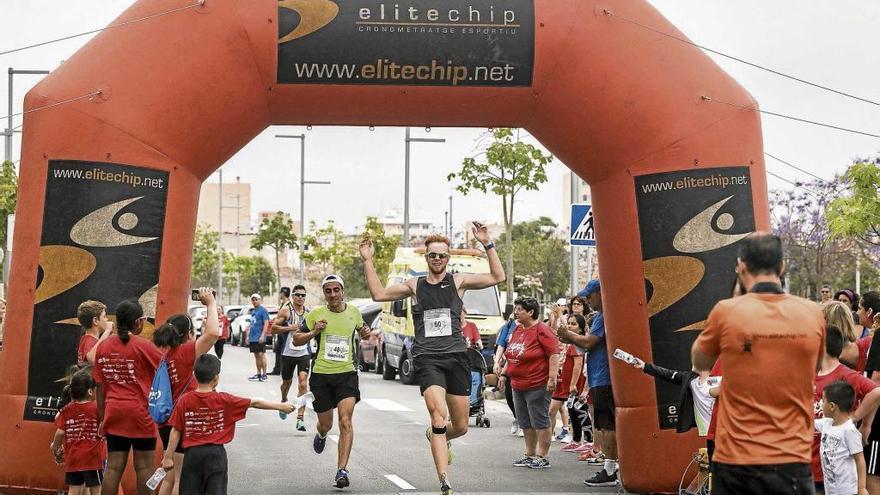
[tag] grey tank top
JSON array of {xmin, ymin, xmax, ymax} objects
[
  {"xmin": 412, "ymin": 273, "xmax": 466, "ymax": 357},
  {"xmin": 282, "ymin": 302, "xmax": 310, "ymax": 358}
]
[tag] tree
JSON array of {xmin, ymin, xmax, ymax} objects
[
  {"xmin": 191, "ymin": 223, "xmax": 220, "ymax": 287},
  {"xmin": 770, "ymin": 179, "xmax": 851, "ymax": 298},
  {"xmin": 300, "ymin": 220, "xmax": 353, "ymax": 275},
  {"xmin": 339, "ymin": 217, "xmax": 400, "ymax": 298},
  {"xmin": 0, "ymin": 161, "xmax": 18, "ymax": 252},
  {"xmin": 228, "ymin": 255, "xmax": 276, "ymax": 299},
  {"xmin": 447, "ymin": 128, "xmax": 553, "ymax": 303},
  {"xmin": 827, "ymin": 158, "xmax": 880, "ymax": 246},
  {"xmin": 498, "ymin": 217, "xmax": 570, "ymax": 300},
  {"xmin": 250, "ymin": 212, "xmax": 298, "ymax": 290}
]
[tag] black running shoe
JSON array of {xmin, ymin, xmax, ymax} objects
[
  {"xmin": 334, "ymin": 468, "xmax": 350, "ymax": 489},
  {"xmin": 584, "ymin": 469, "xmax": 618, "ymax": 487}
]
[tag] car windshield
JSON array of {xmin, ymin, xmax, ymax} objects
[{"xmin": 462, "ymin": 287, "xmax": 501, "ymax": 317}]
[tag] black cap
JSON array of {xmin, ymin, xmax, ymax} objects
[{"xmin": 280, "ymin": 287, "xmax": 291, "ymax": 297}]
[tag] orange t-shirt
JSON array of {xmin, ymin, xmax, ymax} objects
[{"xmin": 695, "ymin": 290, "xmax": 824, "ymax": 465}]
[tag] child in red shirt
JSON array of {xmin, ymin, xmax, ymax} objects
[
  {"xmin": 51, "ymin": 368, "xmax": 107, "ymax": 494},
  {"xmin": 162, "ymin": 354, "xmax": 293, "ymax": 492}
]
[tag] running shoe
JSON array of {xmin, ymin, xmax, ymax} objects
[
  {"xmin": 279, "ymin": 401, "xmax": 288, "ymax": 420},
  {"xmin": 586, "ymin": 453, "xmax": 607, "ymax": 465},
  {"xmin": 584, "ymin": 469, "xmax": 618, "ymax": 487},
  {"xmin": 259, "ymin": 374, "xmax": 268, "ymax": 382},
  {"xmin": 248, "ymin": 374, "xmax": 261, "ymax": 381},
  {"xmin": 513, "ymin": 455, "xmax": 535, "ymax": 467},
  {"xmin": 296, "ymin": 418, "xmax": 306, "ymax": 431},
  {"xmin": 555, "ymin": 427, "xmax": 569, "ymax": 441},
  {"xmin": 440, "ymin": 479, "xmax": 453, "ymax": 495},
  {"xmin": 574, "ymin": 442, "xmax": 594, "ymax": 452},
  {"xmin": 578, "ymin": 450, "xmax": 604, "ymax": 463},
  {"xmin": 509, "ymin": 419, "xmax": 519, "ymax": 435},
  {"xmin": 559, "ymin": 434, "xmax": 573, "ymax": 444},
  {"xmin": 560, "ymin": 441, "xmax": 581, "ymax": 452},
  {"xmin": 516, "ymin": 427, "xmax": 524, "ymax": 437},
  {"xmin": 313, "ymin": 433, "xmax": 326, "ymax": 454},
  {"xmin": 334, "ymin": 468, "xmax": 350, "ymax": 489},
  {"xmin": 529, "ymin": 456, "xmax": 551, "ymax": 469}
]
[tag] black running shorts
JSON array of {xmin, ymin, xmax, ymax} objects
[
  {"xmin": 590, "ymin": 386, "xmax": 616, "ymax": 431},
  {"xmin": 65, "ymin": 469, "xmax": 104, "ymax": 487},
  {"xmin": 309, "ymin": 372, "xmax": 360, "ymax": 413},
  {"xmin": 281, "ymin": 355, "xmax": 311, "ymax": 381},
  {"xmin": 414, "ymin": 352, "xmax": 471, "ymax": 397},
  {"xmin": 179, "ymin": 444, "xmax": 228, "ymax": 495},
  {"xmin": 249, "ymin": 341, "xmax": 266, "ymax": 354},
  {"xmin": 105, "ymin": 433, "xmax": 157, "ymax": 452}
]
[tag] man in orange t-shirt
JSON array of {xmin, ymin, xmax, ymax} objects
[{"xmin": 692, "ymin": 233, "xmax": 824, "ymax": 495}]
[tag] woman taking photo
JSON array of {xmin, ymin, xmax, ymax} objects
[
  {"xmin": 558, "ymin": 313, "xmax": 588, "ymax": 453},
  {"xmin": 92, "ymin": 300, "xmax": 163, "ymax": 495},
  {"xmin": 153, "ymin": 287, "xmax": 221, "ymax": 495},
  {"xmin": 499, "ymin": 297, "xmax": 559, "ymax": 469}
]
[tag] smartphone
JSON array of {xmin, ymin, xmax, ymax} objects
[{"xmin": 191, "ymin": 289, "xmax": 216, "ymax": 301}]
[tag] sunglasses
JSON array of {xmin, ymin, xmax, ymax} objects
[
  {"xmin": 293, "ymin": 293, "xmax": 306, "ymax": 298},
  {"xmin": 426, "ymin": 252, "xmax": 449, "ymax": 260}
]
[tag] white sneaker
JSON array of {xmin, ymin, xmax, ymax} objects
[
  {"xmin": 560, "ymin": 434, "xmax": 573, "ymax": 443},
  {"xmin": 516, "ymin": 427, "xmax": 524, "ymax": 437},
  {"xmin": 510, "ymin": 420, "xmax": 519, "ymax": 435}
]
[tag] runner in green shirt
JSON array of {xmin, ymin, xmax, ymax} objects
[{"xmin": 293, "ymin": 274, "xmax": 369, "ymax": 490}]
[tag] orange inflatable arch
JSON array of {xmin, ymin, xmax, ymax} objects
[{"xmin": 1, "ymin": 0, "xmax": 768, "ymax": 492}]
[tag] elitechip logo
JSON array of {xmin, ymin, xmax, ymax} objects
[{"xmin": 278, "ymin": 0, "xmax": 340, "ymax": 43}]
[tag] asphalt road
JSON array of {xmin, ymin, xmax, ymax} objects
[{"xmin": 216, "ymin": 344, "xmax": 628, "ymax": 494}]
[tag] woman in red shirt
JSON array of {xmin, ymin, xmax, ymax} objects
[
  {"xmin": 92, "ymin": 300, "xmax": 163, "ymax": 495},
  {"xmin": 154, "ymin": 288, "xmax": 221, "ymax": 495},
  {"xmin": 558, "ymin": 314, "xmax": 587, "ymax": 452},
  {"xmin": 215, "ymin": 304, "xmax": 229, "ymax": 359},
  {"xmin": 498, "ymin": 297, "xmax": 559, "ymax": 470}
]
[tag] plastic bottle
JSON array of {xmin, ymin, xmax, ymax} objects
[{"xmin": 145, "ymin": 467, "xmax": 166, "ymax": 490}]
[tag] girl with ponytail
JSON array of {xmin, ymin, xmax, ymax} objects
[
  {"xmin": 91, "ymin": 299, "xmax": 163, "ymax": 494},
  {"xmin": 154, "ymin": 288, "xmax": 221, "ymax": 495},
  {"xmin": 51, "ymin": 367, "xmax": 106, "ymax": 493}
]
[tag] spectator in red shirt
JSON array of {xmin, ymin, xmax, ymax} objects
[
  {"xmin": 92, "ymin": 299, "xmax": 163, "ymax": 495},
  {"xmin": 154, "ymin": 287, "xmax": 221, "ymax": 495},
  {"xmin": 162, "ymin": 354, "xmax": 293, "ymax": 492},
  {"xmin": 51, "ymin": 367, "xmax": 107, "ymax": 494},
  {"xmin": 498, "ymin": 297, "xmax": 559, "ymax": 470},
  {"xmin": 215, "ymin": 304, "xmax": 229, "ymax": 359},
  {"xmin": 461, "ymin": 308, "xmax": 484, "ymax": 409},
  {"xmin": 76, "ymin": 300, "xmax": 111, "ymax": 365}
]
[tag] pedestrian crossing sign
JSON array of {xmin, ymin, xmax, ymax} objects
[{"xmin": 570, "ymin": 204, "xmax": 596, "ymax": 246}]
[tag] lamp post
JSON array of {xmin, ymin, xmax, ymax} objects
[
  {"xmin": 5, "ymin": 68, "xmax": 50, "ymax": 163},
  {"xmin": 275, "ymin": 133, "xmax": 330, "ymax": 284},
  {"xmin": 403, "ymin": 127, "xmax": 445, "ymax": 246}
]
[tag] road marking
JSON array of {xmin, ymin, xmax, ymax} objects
[
  {"xmin": 328, "ymin": 434, "xmax": 339, "ymax": 443},
  {"xmin": 384, "ymin": 474, "xmax": 416, "ymax": 490},
  {"xmin": 362, "ymin": 398, "xmax": 413, "ymax": 411}
]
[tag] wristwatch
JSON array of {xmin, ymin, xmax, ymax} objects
[{"xmin": 483, "ymin": 242, "xmax": 495, "ymax": 250}]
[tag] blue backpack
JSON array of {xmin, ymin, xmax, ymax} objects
[{"xmin": 148, "ymin": 359, "xmax": 174, "ymax": 423}]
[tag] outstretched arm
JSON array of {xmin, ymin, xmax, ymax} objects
[
  {"xmin": 359, "ymin": 238, "xmax": 415, "ymax": 301},
  {"xmin": 456, "ymin": 223, "xmax": 505, "ymax": 291},
  {"xmin": 251, "ymin": 399, "xmax": 295, "ymax": 414},
  {"xmin": 195, "ymin": 288, "xmax": 221, "ymax": 356}
]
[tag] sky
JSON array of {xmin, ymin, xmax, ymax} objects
[{"xmin": 3, "ymin": 0, "xmax": 879, "ymax": 233}]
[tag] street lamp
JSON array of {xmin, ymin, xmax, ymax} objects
[
  {"xmin": 404, "ymin": 127, "xmax": 445, "ymax": 246},
  {"xmin": 275, "ymin": 133, "xmax": 330, "ymax": 284},
  {"xmin": 5, "ymin": 68, "xmax": 50, "ymax": 163}
]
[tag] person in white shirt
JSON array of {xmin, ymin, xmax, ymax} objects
[{"xmin": 816, "ymin": 380, "xmax": 868, "ymax": 495}]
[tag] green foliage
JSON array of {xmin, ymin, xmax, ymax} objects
[
  {"xmin": 827, "ymin": 159, "xmax": 880, "ymax": 246},
  {"xmin": 0, "ymin": 161, "xmax": 17, "ymax": 251},
  {"xmin": 191, "ymin": 223, "xmax": 220, "ymax": 287},
  {"xmin": 447, "ymin": 128, "xmax": 553, "ymax": 301},
  {"xmin": 225, "ymin": 255, "xmax": 275, "ymax": 299},
  {"xmin": 301, "ymin": 220, "xmax": 353, "ymax": 274},
  {"xmin": 250, "ymin": 212, "xmax": 298, "ymax": 288},
  {"xmin": 497, "ymin": 217, "xmax": 570, "ymax": 300},
  {"xmin": 338, "ymin": 217, "xmax": 400, "ymax": 298}
]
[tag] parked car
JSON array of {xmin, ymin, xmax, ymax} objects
[
  {"xmin": 351, "ymin": 300, "xmax": 383, "ymax": 372},
  {"xmin": 231, "ymin": 306, "xmax": 279, "ymax": 347},
  {"xmin": 186, "ymin": 305, "xmax": 207, "ymax": 336},
  {"xmin": 224, "ymin": 305, "xmax": 247, "ymax": 323}
]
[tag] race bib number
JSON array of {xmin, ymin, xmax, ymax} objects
[
  {"xmin": 424, "ymin": 309, "xmax": 452, "ymax": 338},
  {"xmin": 324, "ymin": 335, "xmax": 350, "ymax": 362}
]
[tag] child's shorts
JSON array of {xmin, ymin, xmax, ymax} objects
[{"xmin": 66, "ymin": 469, "xmax": 104, "ymax": 487}]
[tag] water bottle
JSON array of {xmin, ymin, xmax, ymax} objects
[
  {"xmin": 613, "ymin": 348, "xmax": 638, "ymax": 365},
  {"xmin": 145, "ymin": 467, "xmax": 166, "ymax": 490}
]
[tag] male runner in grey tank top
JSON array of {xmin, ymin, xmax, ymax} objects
[{"xmin": 360, "ymin": 225, "xmax": 504, "ymax": 495}]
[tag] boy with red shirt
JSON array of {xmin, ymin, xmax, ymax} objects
[
  {"xmin": 51, "ymin": 368, "xmax": 107, "ymax": 494},
  {"xmin": 76, "ymin": 300, "xmax": 110, "ymax": 365},
  {"xmin": 162, "ymin": 354, "xmax": 293, "ymax": 492},
  {"xmin": 813, "ymin": 325, "xmax": 880, "ymax": 492}
]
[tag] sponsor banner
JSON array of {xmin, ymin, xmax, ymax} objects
[
  {"xmin": 277, "ymin": 0, "xmax": 535, "ymax": 86},
  {"xmin": 634, "ymin": 167, "xmax": 754, "ymax": 429},
  {"xmin": 24, "ymin": 161, "xmax": 168, "ymax": 421}
]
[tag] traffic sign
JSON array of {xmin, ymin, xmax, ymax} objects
[{"xmin": 570, "ymin": 204, "xmax": 596, "ymax": 246}]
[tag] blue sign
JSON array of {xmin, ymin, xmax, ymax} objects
[{"xmin": 570, "ymin": 204, "xmax": 596, "ymax": 246}]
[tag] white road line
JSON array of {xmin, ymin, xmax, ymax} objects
[
  {"xmin": 328, "ymin": 434, "xmax": 339, "ymax": 443},
  {"xmin": 362, "ymin": 398, "xmax": 413, "ymax": 412},
  {"xmin": 383, "ymin": 474, "xmax": 416, "ymax": 490}
]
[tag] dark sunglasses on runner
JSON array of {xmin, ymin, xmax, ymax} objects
[
  {"xmin": 293, "ymin": 293, "xmax": 306, "ymax": 297},
  {"xmin": 426, "ymin": 252, "xmax": 449, "ymax": 260}
]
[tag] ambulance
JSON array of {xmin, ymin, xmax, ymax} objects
[{"xmin": 375, "ymin": 247, "xmax": 504, "ymax": 384}]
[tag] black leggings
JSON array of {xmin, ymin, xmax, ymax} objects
[
  {"xmin": 214, "ymin": 339, "xmax": 226, "ymax": 359},
  {"xmin": 504, "ymin": 376, "xmax": 516, "ymax": 417},
  {"xmin": 568, "ymin": 405, "xmax": 584, "ymax": 442}
]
